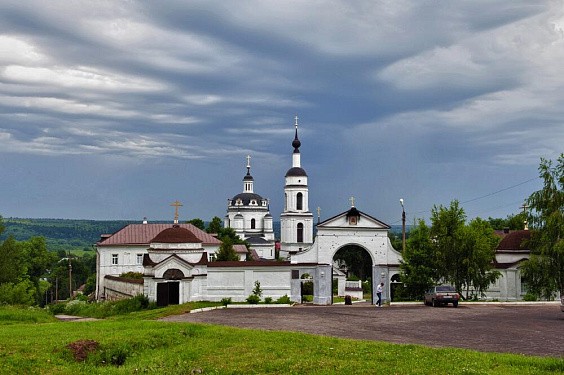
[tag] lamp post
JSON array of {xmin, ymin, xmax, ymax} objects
[{"xmin": 400, "ymin": 199, "xmax": 406, "ymax": 253}]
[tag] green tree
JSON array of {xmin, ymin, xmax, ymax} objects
[
  {"xmin": 457, "ymin": 218, "xmax": 500, "ymax": 298},
  {"xmin": 206, "ymin": 216, "xmax": 223, "ymax": 235},
  {"xmin": 521, "ymin": 154, "xmax": 564, "ymax": 300},
  {"xmin": 215, "ymin": 237, "xmax": 239, "ymax": 261},
  {"xmin": 0, "ymin": 236, "xmax": 26, "ymax": 284},
  {"xmin": 430, "ymin": 200, "xmax": 500, "ymax": 298},
  {"xmin": 400, "ymin": 219, "xmax": 438, "ymax": 299},
  {"xmin": 487, "ymin": 213, "xmax": 527, "ymax": 231},
  {"xmin": 187, "ymin": 218, "xmax": 205, "ymax": 231}
]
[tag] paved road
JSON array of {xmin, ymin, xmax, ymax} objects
[{"xmin": 161, "ymin": 303, "xmax": 563, "ymax": 357}]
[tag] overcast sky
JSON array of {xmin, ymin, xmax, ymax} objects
[{"xmin": 1, "ymin": 1, "xmax": 562, "ymax": 226}]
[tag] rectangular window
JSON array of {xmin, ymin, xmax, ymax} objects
[
  {"xmin": 112, "ymin": 254, "xmax": 118, "ymax": 265},
  {"xmin": 136, "ymin": 254, "xmax": 143, "ymax": 265}
]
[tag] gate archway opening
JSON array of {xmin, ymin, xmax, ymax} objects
[{"xmin": 333, "ymin": 244, "xmax": 373, "ymax": 304}]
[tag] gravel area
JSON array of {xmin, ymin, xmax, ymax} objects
[{"xmin": 161, "ymin": 303, "xmax": 563, "ymax": 357}]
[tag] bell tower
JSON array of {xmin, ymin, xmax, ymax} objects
[{"xmin": 280, "ymin": 116, "xmax": 313, "ymax": 257}]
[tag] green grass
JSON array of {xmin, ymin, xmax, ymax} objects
[{"xmin": 0, "ymin": 306, "xmax": 561, "ymax": 374}]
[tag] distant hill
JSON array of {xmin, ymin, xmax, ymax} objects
[
  {"xmin": 0, "ymin": 218, "xmax": 408, "ymax": 253},
  {"xmin": 0, "ymin": 218, "xmax": 139, "ymax": 253}
]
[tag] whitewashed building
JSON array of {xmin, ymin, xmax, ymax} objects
[{"xmin": 224, "ymin": 156, "xmax": 275, "ymax": 259}]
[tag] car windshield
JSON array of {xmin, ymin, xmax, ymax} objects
[{"xmin": 436, "ymin": 286, "xmax": 456, "ymax": 292}]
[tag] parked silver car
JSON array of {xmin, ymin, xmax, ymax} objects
[{"xmin": 424, "ymin": 285, "xmax": 460, "ymax": 307}]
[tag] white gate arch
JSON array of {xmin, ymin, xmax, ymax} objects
[{"xmin": 291, "ymin": 206, "xmax": 402, "ymax": 305}]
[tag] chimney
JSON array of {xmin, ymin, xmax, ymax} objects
[{"xmin": 143, "ymin": 217, "xmax": 148, "ymax": 224}]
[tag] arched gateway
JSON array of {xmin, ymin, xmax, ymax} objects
[{"xmin": 290, "ymin": 205, "xmax": 402, "ymax": 305}]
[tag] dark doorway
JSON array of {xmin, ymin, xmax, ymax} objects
[{"xmin": 156, "ymin": 282, "xmax": 180, "ymax": 307}]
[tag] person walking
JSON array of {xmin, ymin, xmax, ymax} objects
[{"xmin": 376, "ymin": 282, "xmax": 384, "ymax": 307}]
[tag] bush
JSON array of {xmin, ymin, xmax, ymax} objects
[
  {"xmin": 264, "ymin": 297, "xmax": 273, "ymax": 304},
  {"xmin": 0, "ymin": 280, "xmax": 36, "ymax": 306},
  {"xmin": 523, "ymin": 292, "xmax": 537, "ymax": 301},
  {"xmin": 221, "ymin": 298, "xmax": 232, "ymax": 306},
  {"xmin": 276, "ymin": 294, "xmax": 292, "ymax": 304},
  {"xmin": 48, "ymin": 302, "xmax": 67, "ymax": 315},
  {"xmin": 246, "ymin": 295, "xmax": 260, "ymax": 304}
]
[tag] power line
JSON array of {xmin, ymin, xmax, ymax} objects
[
  {"xmin": 405, "ymin": 176, "xmax": 540, "ymax": 218},
  {"xmin": 460, "ymin": 177, "xmax": 539, "ymax": 205}
]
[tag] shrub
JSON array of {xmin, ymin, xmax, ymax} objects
[
  {"xmin": 64, "ymin": 300, "xmax": 87, "ymax": 315},
  {"xmin": 221, "ymin": 298, "xmax": 232, "ymax": 306},
  {"xmin": 119, "ymin": 272, "xmax": 144, "ymax": 280},
  {"xmin": 264, "ymin": 297, "xmax": 273, "ymax": 304},
  {"xmin": 48, "ymin": 302, "xmax": 67, "ymax": 315},
  {"xmin": 523, "ymin": 292, "xmax": 537, "ymax": 301},
  {"xmin": 276, "ymin": 294, "xmax": 292, "ymax": 304},
  {"xmin": 246, "ymin": 295, "xmax": 260, "ymax": 304}
]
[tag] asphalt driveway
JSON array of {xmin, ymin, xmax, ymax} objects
[{"xmin": 161, "ymin": 303, "xmax": 563, "ymax": 357}]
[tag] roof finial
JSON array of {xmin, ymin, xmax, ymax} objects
[
  {"xmin": 292, "ymin": 115, "xmax": 301, "ymax": 152},
  {"xmin": 349, "ymin": 196, "xmax": 355, "ymax": 207},
  {"xmin": 246, "ymin": 154, "xmax": 251, "ymax": 175},
  {"xmin": 170, "ymin": 200, "xmax": 183, "ymax": 224}
]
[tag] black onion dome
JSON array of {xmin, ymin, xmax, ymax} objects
[
  {"xmin": 243, "ymin": 173, "xmax": 254, "ymax": 181},
  {"xmin": 285, "ymin": 167, "xmax": 308, "ymax": 177},
  {"xmin": 231, "ymin": 192, "xmax": 265, "ymax": 206},
  {"xmin": 292, "ymin": 128, "xmax": 301, "ymax": 152}
]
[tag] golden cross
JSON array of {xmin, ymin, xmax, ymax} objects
[{"xmin": 170, "ymin": 200, "xmax": 183, "ymax": 223}]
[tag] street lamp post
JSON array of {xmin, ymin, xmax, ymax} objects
[{"xmin": 400, "ymin": 199, "xmax": 406, "ymax": 253}]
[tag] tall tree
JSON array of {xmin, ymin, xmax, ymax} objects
[
  {"xmin": 187, "ymin": 218, "xmax": 205, "ymax": 231},
  {"xmin": 400, "ymin": 219, "xmax": 438, "ymax": 299},
  {"xmin": 206, "ymin": 216, "xmax": 223, "ymax": 235},
  {"xmin": 215, "ymin": 237, "xmax": 240, "ymax": 261},
  {"xmin": 457, "ymin": 218, "xmax": 500, "ymax": 298},
  {"xmin": 522, "ymin": 154, "xmax": 564, "ymax": 300},
  {"xmin": 430, "ymin": 200, "xmax": 500, "ymax": 298}
]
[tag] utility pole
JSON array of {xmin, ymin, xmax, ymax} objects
[
  {"xmin": 400, "ymin": 199, "xmax": 406, "ymax": 253},
  {"xmin": 68, "ymin": 257, "xmax": 72, "ymax": 299}
]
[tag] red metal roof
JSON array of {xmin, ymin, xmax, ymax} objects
[
  {"xmin": 496, "ymin": 230, "xmax": 531, "ymax": 251},
  {"xmin": 97, "ymin": 223, "xmax": 221, "ymax": 246}
]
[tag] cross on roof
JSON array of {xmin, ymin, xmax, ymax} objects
[
  {"xmin": 294, "ymin": 115, "xmax": 299, "ymax": 128},
  {"xmin": 349, "ymin": 196, "xmax": 355, "ymax": 207},
  {"xmin": 246, "ymin": 155, "xmax": 251, "ymax": 168},
  {"xmin": 170, "ymin": 200, "xmax": 183, "ymax": 224}
]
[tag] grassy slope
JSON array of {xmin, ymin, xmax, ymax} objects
[{"xmin": 0, "ymin": 305, "xmax": 562, "ymax": 374}]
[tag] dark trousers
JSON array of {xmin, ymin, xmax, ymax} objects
[{"xmin": 377, "ymin": 292, "xmax": 382, "ymax": 306}]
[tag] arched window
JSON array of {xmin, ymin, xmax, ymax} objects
[
  {"xmin": 296, "ymin": 192, "xmax": 303, "ymax": 210},
  {"xmin": 285, "ymin": 193, "xmax": 288, "ymax": 211},
  {"xmin": 297, "ymin": 223, "xmax": 304, "ymax": 243},
  {"xmin": 251, "ymin": 218, "xmax": 256, "ymax": 229}
]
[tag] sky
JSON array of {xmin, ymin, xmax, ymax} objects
[{"xmin": 1, "ymin": 1, "xmax": 562, "ymax": 226}]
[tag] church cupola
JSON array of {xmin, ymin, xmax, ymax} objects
[{"xmin": 243, "ymin": 155, "xmax": 254, "ymax": 193}]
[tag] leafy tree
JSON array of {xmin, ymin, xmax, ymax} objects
[
  {"xmin": 487, "ymin": 213, "xmax": 527, "ymax": 231},
  {"xmin": 20, "ymin": 237, "xmax": 56, "ymax": 305},
  {"xmin": 215, "ymin": 237, "xmax": 239, "ymax": 261},
  {"xmin": 0, "ymin": 215, "xmax": 4, "ymax": 235},
  {"xmin": 0, "ymin": 280, "xmax": 36, "ymax": 305},
  {"xmin": 0, "ymin": 236, "xmax": 27, "ymax": 284},
  {"xmin": 521, "ymin": 154, "xmax": 564, "ymax": 300},
  {"xmin": 187, "ymin": 218, "xmax": 205, "ymax": 231},
  {"xmin": 430, "ymin": 200, "xmax": 500, "ymax": 298},
  {"xmin": 400, "ymin": 220, "xmax": 438, "ymax": 299},
  {"xmin": 206, "ymin": 216, "xmax": 223, "ymax": 235},
  {"xmin": 457, "ymin": 218, "xmax": 500, "ymax": 298}
]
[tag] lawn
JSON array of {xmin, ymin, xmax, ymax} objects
[{"xmin": 0, "ymin": 305, "xmax": 562, "ymax": 374}]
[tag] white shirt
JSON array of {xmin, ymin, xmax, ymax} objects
[{"xmin": 377, "ymin": 284, "xmax": 383, "ymax": 293}]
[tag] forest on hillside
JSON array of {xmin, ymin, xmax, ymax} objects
[{"xmin": 0, "ymin": 218, "xmax": 139, "ymax": 252}]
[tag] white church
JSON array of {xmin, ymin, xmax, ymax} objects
[{"xmin": 95, "ymin": 117, "xmax": 528, "ymax": 306}]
